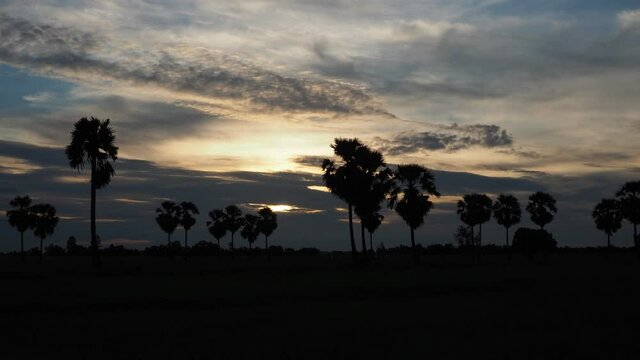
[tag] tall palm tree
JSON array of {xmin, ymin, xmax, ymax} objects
[
  {"xmin": 224, "ymin": 205, "xmax": 245, "ymax": 257},
  {"xmin": 7, "ymin": 195, "xmax": 33, "ymax": 261},
  {"xmin": 65, "ymin": 117, "xmax": 118, "ymax": 269},
  {"xmin": 178, "ymin": 202, "xmax": 199, "ymax": 249},
  {"xmin": 457, "ymin": 193, "xmax": 493, "ymax": 248},
  {"xmin": 616, "ymin": 181, "xmax": 640, "ymax": 249},
  {"xmin": 362, "ymin": 212, "xmax": 383, "ymax": 254},
  {"xmin": 388, "ymin": 164, "xmax": 440, "ymax": 264},
  {"xmin": 592, "ymin": 198, "xmax": 623, "ymax": 249},
  {"xmin": 241, "ymin": 214, "xmax": 260, "ymax": 250},
  {"xmin": 526, "ymin": 192, "xmax": 557, "ymax": 230},
  {"xmin": 30, "ymin": 203, "xmax": 59, "ymax": 263},
  {"xmin": 155, "ymin": 201, "xmax": 180, "ymax": 248},
  {"xmin": 206, "ymin": 209, "xmax": 227, "ymax": 249},
  {"xmin": 493, "ymin": 194, "xmax": 521, "ymax": 247},
  {"xmin": 257, "ymin": 207, "xmax": 278, "ymax": 253}
]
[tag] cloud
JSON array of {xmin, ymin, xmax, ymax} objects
[
  {"xmin": 618, "ymin": 10, "xmax": 640, "ymax": 31},
  {"xmin": 374, "ymin": 123, "xmax": 513, "ymax": 155},
  {"xmin": 23, "ymin": 91, "xmax": 54, "ymax": 103}
]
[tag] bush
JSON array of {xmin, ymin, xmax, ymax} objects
[{"xmin": 512, "ymin": 228, "xmax": 557, "ymax": 259}]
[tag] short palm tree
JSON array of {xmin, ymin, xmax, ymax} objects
[
  {"xmin": 257, "ymin": 207, "xmax": 278, "ymax": 252},
  {"xmin": 241, "ymin": 214, "xmax": 260, "ymax": 250},
  {"xmin": 388, "ymin": 164, "xmax": 440, "ymax": 264},
  {"xmin": 7, "ymin": 195, "xmax": 33, "ymax": 261},
  {"xmin": 206, "ymin": 209, "xmax": 227, "ymax": 249},
  {"xmin": 30, "ymin": 203, "xmax": 59, "ymax": 262},
  {"xmin": 155, "ymin": 201, "xmax": 180, "ymax": 247},
  {"xmin": 526, "ymin": 192, "xmax": 557, "ymax": 229},
  {"xmin": 362, "ymin": 212, "xmax": 383, "ymax": 253},
  {"xmin": 493, "ymin": 194, "xmax": 521, "ymax": 247},
  {"xmin": 224, "ymin": 205, "xmax": 245, "ymax": 257},
  {"xmin": 65, "ymin": 117, "xmax": 118, "ymax": 269},
  {"xmin": 592, "ymin": 198, "xmax": 623, "ymax": 249},
  {"xmin": 457, "ymin": 193, "xmax": 493, "ymax": 248},
  {"xmin": 616, "ymin": 181, "xmax": 640, "ymax": 249},
  {"xmin": 178, "ymin": 201, "xmax": 199, "ymax": 249}
]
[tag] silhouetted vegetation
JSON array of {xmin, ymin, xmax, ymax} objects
[
  {"xmin": 512, "ymin": 228, "xmax": 557, "ymax": 259},
  {"xmin": 592, "ymin": 198, "xmax": 623, "ymax": 250},
  {"xmin": 526, "ymin": 191, "xmax": 557, "ymax": 230},
  {"xmin": 493, "ymin": 194, "xmax": 521, "ymax": 247},
  {"xmin": 6, "ymin": 195, "xmax": 32, "ymax": 261},
  {"xmin": 457, "ymin": 193, "xmax": 493, "ymax": 249},
  {"xmin": 155, "ymin": 201, "xmax": 180, "ymax": 249},
  {"xmin": 616, "ymin": 181, "xmax": 640, "ymax": 250},
  {"xmin": 29, "ymin": 203, "xmax": 59, "ymax": 262}
]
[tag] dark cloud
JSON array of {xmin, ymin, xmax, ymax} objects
[
  {"xmin": 291, "ymin": 155, "xmax": 329, "ymax": 168},
  {"xmin": 311, "ymin": 40, "xmax": 358, "ymax": 79},
  {"xmin": 0, "ymin": 14, "xmax": 387, "ymax": 116},
  {"xmin": 374, "ymin": 123, "xmax": 513, "ymax": 155}
]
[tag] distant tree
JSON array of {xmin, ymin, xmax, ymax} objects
[
  {"xmin": 388, "ymin": 164, "xmax": 440, "ymax": 264},
  {"xmin": 65, "ymin": 117, "xmax": 118, "ymax": 269},
  {"xmin": 512, "ymin": 227, "xmax": 557, "ymax": 260},
  {"xmin": 616, "ymin": 181, "xmax": 640, "ymax": 249},
  {"xmin": 457, "ymin": 193, "xmax": 493, "ymax": 248},
  {"xmin": 362, "ymin": 212, "xmax": 383, "ymax": 253},
  {"xmin": 177, "ymin": 201, "xmax": 199, "ymax": 249},
  {"xmin": 454, "ymin": 225, "xmax": 474, "ymax": 247},
  {"xmin": 224, "ymin": 205, "xmax": 245, "ymax": 257},
  {"xmin": 155, "ymin": 201, "xmax": 180, "ymax": 248},
  {"xmin": 493, "ymin": 194, "xmax": 521, "ymax": 247},
  {"xmin": 526, "ymin": 192, "xmax": 557, "ymax": 230},
  {"xmin": 6, "ymin": 195, "xmax": 33, "ymax": 261},
  {"xmin": 322, "ymin": 138, "xmax": 369, "ymax": 260},
  {"xmin": 206, "ymin": 209, "xmax": 227, "ymax": 249},
  {"xmin": 257, "ymin": 207, "xmax": 278, "ymax": 254},
  {"xmin": 592, "ymin": 198, "xmax": 623, "ymax": 249},
  {"xmin": 241, "ymin": 214, "xmax": 260, "ymax": 250},
  {"xmin": 30, "ymin": 203, "xmax": 59, "ymax": 262}
]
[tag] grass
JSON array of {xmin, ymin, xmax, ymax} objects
[{"xmin": 1, "ymin": 252, "xmax": 639, "ymax": 359}]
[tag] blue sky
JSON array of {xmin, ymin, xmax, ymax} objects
[{"xmin": 0, "ymin": 1, "xmax": 639, "ymax": 251}]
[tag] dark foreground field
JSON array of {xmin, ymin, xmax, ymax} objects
[{"xmin": 1, "ymin": 252, "xmax": 639, "ymax": 359}]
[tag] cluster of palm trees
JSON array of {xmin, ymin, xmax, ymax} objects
[
  {"xmin": 6, "ymin": 195, "xmax": 59, "ymax": 261},
  {"xmin": 592, "ymin": 181, "xmax": 640, "ymax": 248},
  {"xmin": 154, "ymin": 202, "xmax": 278, "ymax": 257},
  {"xmin": 456, "ymin": 191, "xmax": 557, "ymax": 248}
]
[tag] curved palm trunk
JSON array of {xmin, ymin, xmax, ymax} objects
[
  {"xmin": 90, "ymin": 157, "xmax": 101, "ymax": 270},
  {"xmin": 410, "ymin": 227, "xmax": 419, "ymax": 265},
  {"xmin": 347, "ymin": 203, "xmax": 357, "ymax": 261},
  {"xmin": 505, "ymin": 226, "xmax": 510, "ymax": 247},
  {"xmin": 360, "ymin": 221, "xmax": 367, "ymax": 261}
]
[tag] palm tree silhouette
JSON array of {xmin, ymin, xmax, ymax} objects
[
  {"xmin": 257, "ymin": 207, "xmax": 278, "ymax": 255},
  {"xmin": 362, "ymin": 212, "xmax": 383, "ymax": 254},
  {"xmin": 457, "ymin": 193, "xmax": 493, "ymax": 249},
  {"xmin": 30, "ymin": 203, "xmax": 59, "ymax": 263},
  {"xmin": 224, "ymin": 205, "xmax": 245, "ymax": 257},
  {"xmin": 592, "ymin": 198, "xmax": 623, "ymax": 250},
  {"xmin": 178, "ymin": 202, "xmax": 199, "ymax": 249},
  {"xmin": 526, "ymin": 192, "xmax": 557, "ymax": 230},
  {"xmin": 65, "ymin": 117, "xmax": 118, "ymax": 269},
  {"xmin": 616, "ymin": 181, "xmax": 640, "ymax": 250},
  {"xmin": 241, "ymin": 214, "xmax": 260, "ymax": 250},
  {"xmin": 155, "ymin": 201, "xmax": 180, "ymax": 248},
  {"xmin": 206, "ymin": 209, "xmax": 227, "ymax": 250},
  {"xmin": 388, "ymin": 164, "xmax": 440, "ymax": 264},
  {"xmin": 7, "ymin": 195, "xmax": 33, "ymax": 261},
  {"xmin": 322, "ymin": 138, "xmax": 364, "ymax": 260},
  {"xmin": 493, "ymin": 194, "xmax": 521, "ymax": 247}
]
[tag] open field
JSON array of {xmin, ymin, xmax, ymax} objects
[{"xmin": 1, "ymin": 253, "xmax": 640, "ymax": 359}]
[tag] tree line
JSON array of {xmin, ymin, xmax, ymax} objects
[{"xmin": 4, "ymin": 118, "xmax": 640, "ymax": 265}]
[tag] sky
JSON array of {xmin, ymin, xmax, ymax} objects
[{"xmin": 1, "ymin": 0, "xmax": 639, "ymax": 251}]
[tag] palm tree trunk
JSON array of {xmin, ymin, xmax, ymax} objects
[
  {"xmin": 634, "ymin": 223, "xmax": 638, "ymax": 256},
  {"xmin": 167, "ymin": 233, "xmax": 170, "ymax": 247},
  {"xmin": 20, "ymin": 231, "xmax": 24, "ymax": 263},
  {"xmin": 505, "ymin": 227, "xmax": 509, "ymax": 247},
  {"xmin": 410, "ymin": 227, "xmax": 419, "ymax": 265},
  {"xmin": 369, "ymin": 232, "xmax": 373, "ymax": 255},
  {"xmin": 265, "ymin": 235, "xmax": 270, "ymax": 261},
  {"xmin": 90, "ymin": 157, "xmax": 100, "ymax": 270},
  {"xmin": 39, "ymin": 236, "xmax": 43, "ymax": 263},
  {"xmin": 348, "ymin": 203, "xmax": 357, "ymax": 261},
  {"xmin": 184, "ymin": 229, "xmax": 188, "ymax": 249},
  {"xmin": 360, "ymin": 221, "xmax": 367, "ymax": 260},
  {"xmin": 230, "ymin": 232, "xmax": 235, "ymax": 260}
]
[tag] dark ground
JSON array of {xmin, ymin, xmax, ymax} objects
[{"xmin": 1, "ymin": 252, "xmax": 639, "ymax": 359}]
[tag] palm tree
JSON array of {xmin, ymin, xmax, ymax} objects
[
  {"xmin": 65, "ymin": 117, "xmax": 118, "ymax": 269},
  {"xmin": 362, "ymin": 212, "xmax": 383, "ymax": 254},
  {"xmin": 592, "ymin": 199, "xmax": 623, "ymax": 249},
  {"xmin": 30, "ymin": 203, "xmax": 59, "ymax": 263},
  {"xmin": 6, "ymin": 195, "xmax": 33, "ymax": 261},
  {"xmin": 457, "ymin": 193, "xmax": 493, "ymax": 248},
  {"xmin": 206, "ymin": 209, "xmax": 227, "ymax": 250},
  {"xmin": 241, "ymin": 214, "xmax": 260, "ymax": 250},
  {"xmin": 178, "ymin": 202, "xmax": 199, "ymax": 249},
  {"xmin": 493, "ymin": 194, "xmax": 521, "ymax": 247},
  {"xmin": 388, "ymin": 164, "xmax": 440, "ymax": 264},
  {"xmin": 257, "ymin": 207, "xmax": 278, "ymax": 254},
  {"xmin": 321, "ymin": 138, "xmax": 365, "ymax": 260},
  {"xmin": 155, "ymin": 201, "xmax": 180, "ymax": 248},
  {"xmin": 616, "ymin": 181, "xmax": 640, "ymax": 249},
  {"xmin": 526, "ymin": 192, "xmax": 557, "ymax": 230},
  {"xmin": 224, "ymin": 205, "xmax": 245, "ymax": 257}
]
